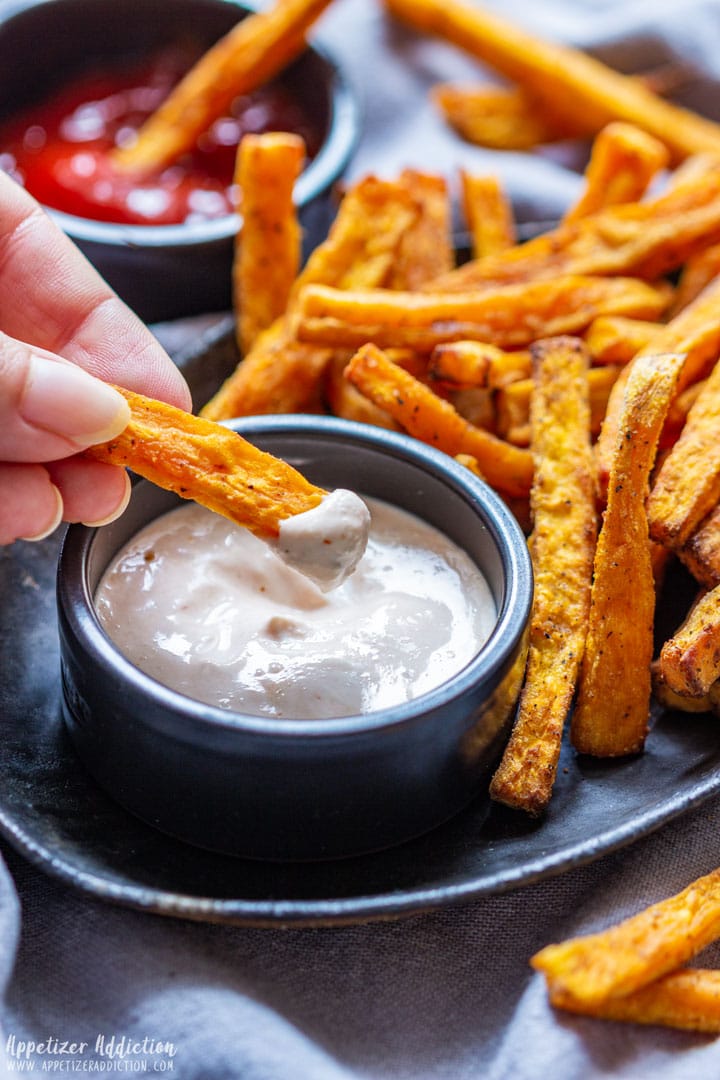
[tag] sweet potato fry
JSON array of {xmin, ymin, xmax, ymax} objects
[
  {"xmin": 385, "ymin": 0, "xmax": 720, "ymax": 162},
  {"xmin": 550, "ymin": 968, "xmax": 720, "ymax": 1034},
  {"xmin": 531, "ymin": 866, "xmax": 720, "ymax": 1006},
  {"xmin": 679, "ymin": 503, "xmax": 720, "ymax": 589},
  {"xmin": 659, "ymin": 587, "xmax": 720, "ymax": 697},
  {"xmin": 86, "ymin": 387, "xmax": 325, "ymax": 538},
  {"xmin": 111, "ymin": 0, "xmax": 333, "ymax": 176},
  {"xmin": 489, "ymin": 338, "xmax": 596, "ymax": 815},
  {"xmin": 563, "ymin": 123, "xmax": 669, "ymax": 224},
  {"xmin": 459, "ymin": 171, "xmax": 516, "ymax": 259},
  {"xmin": 344, "ymin": 343, "xmax": 533, "ymax": 498},
  {"xmin": 432, "ymin": 84, "xmax": 590, "ymax": 150},
  {"xmin": 651, "ymin": 661, "xmax": 717, "ymax": 714},
  {"xmin": 571, "ymin": 352, "xmax": 685, "ymax": 757},
  {"xmin": 496, "ymin": 365, "xmax": 621, "ymax": 447},
  {"xmin": 324, "ymin": 352, "xmax": 399, "ymax": 430},
  {"xmin": 669, "ymin": 243, "xmax": 720, "ymax": 316},
  {"xmin": 647, "ymin": 353, "xmax": 720, "ymax": 550},
  {"xmin": 584, "ymin": 316, "xmax": 660, "ymax": 366},
  {"xmin": 234, "ymin": 132, "xmax": 305, "ymax": 356},
  {"xmin": 597, "ymin": 273, "xmax": 720, "ymax": 499},
  {"xmin": 430, "ymin": 159, "xmax": 720, "ymax": 292},
  {"xmin": 430, "ymin": 342, "xmax": 531, "ymax": 390},
  {"xmin": 294, "ymin": 275, "xmax": 669, "ymax": 352},
  {"xmin": 387, "ymin": 170, "xmax": 454, "ymax": 289}
]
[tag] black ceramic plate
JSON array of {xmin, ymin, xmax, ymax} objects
[{"xmin": 1, "ymin": 320, "xmax": 719, "ymax": 927}]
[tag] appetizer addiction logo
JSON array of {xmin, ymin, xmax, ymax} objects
[{"xmin": 4, "ymin": 1033, "xmax": 176, "ymax": 1072}]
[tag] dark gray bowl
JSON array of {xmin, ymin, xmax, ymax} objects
[
  {"xmin": 57, "ymin": 417, "xmax": 532, "ymax": 861},
  {"xmin": 0, "ymin": 0, "xmax": 359, "ymax": 321}
]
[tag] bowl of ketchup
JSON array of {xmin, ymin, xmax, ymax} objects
[{"xmin": 0, "ymin": 0, "xmax": 359, "ymax": 321}]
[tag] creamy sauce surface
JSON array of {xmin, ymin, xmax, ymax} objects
[{"xmin": 95, "ymin": 499, "xmax": 497, "ymax": 720}]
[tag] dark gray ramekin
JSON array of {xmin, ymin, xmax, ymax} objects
[
  {"xmin": 0, "ymin": 0, "xmax": 359, "ymax": 322},
  {"xmin": 57, "ymin": 417, "xmax": 532, "ymax": 861}
]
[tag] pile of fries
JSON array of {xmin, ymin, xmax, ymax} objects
[
  {"xmin": 200, "ymin": 119, "xmax": 720, "ymax": 819},
  {"xmin": 107, "ymin": 0, "xmax": 720, "ymax": 1035}
]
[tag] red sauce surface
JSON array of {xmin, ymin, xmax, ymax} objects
[{"xmin": 0, "ymin": 50, "xmax": 320, "ymax": 226}]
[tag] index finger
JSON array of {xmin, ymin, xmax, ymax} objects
[{"xmin": 0, "ymin": 171, "xmax": 191, "ymax": 410}]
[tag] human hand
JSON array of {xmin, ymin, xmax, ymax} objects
[{"xmin": 0, "ymin": 171, "xmax": 191, "ymax": 544}]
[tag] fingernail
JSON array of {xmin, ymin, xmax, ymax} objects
[
  {"xmin": 82, "ymin": 471, "xmax": 132, "ymax": 527},
  {"xmin": 20, "ymin": 483, "xmax": 64, "ymax": 542},
  {"xmin": 21, "ymin": 356, "xmax": 131, "ymax": 446}
]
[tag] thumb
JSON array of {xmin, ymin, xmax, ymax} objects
[{"xmin": 0, "ymin": 336, "xmax": 130, "ymax": 462}]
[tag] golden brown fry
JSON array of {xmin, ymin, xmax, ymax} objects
[
  {"xmin": 563, "ymin": 123, "xmax": 669, "ymax": 224},
  {"xmin": 344, "ymin": 343, "xmax": 534, "ymax": 498},
  {"xmin": 430, "ymin": 160, "xmax": 720, "ymax": 292},
  {"xmin": 294, "ymin": 276, "xmax": 668, "ymax": 352},
  {"xmin": 430, "ymin": 342, "xmax": 531, "ymax": 390},
  {"xmin": 651, "ymin": 661, "xmax": 716, "ymax": 714},
  {"xmin": 659, "ymin": 586, "xmax": 720, "ymax": 696},
  {"xmin": 459, "ymin": 171, "xmax": 516, "ymax": 259},
  {"xmin": 86, "ymin": 387, "xmax": 325, "ymax": 538},
  {"xmin": 387, "ymin": 170, "xmax": 454, "ymax": 289},
  {"xmin": 572, "ymin": 353, "xmax": 685, "ymax": 757},
  {"xmin": 531, "ymin": 866, "xmax": 720, "ymax": 1006},
  {"xmin": 584, "ymin": 316, "xmax": 660, "ymax": 366},
  {"xmin": 670, "ymin": 243, "xmax": 720, "ymax": 316},
  {"xmin": 679, "ymin": 502, "xmax": 720, "ymax": 589},
  {"xmin": 597, "ymin": 273, "xmax": 720, "ymax": 499},
  {"xmin": 490, "ymin": 338, "xmax": 596, "ymax": 815},
  {"xmin": 647, "ymin": 354, "xmax": 720, "ymax": 550},
  {"xmin": 550, "ymin": 968, "xmax": 720, "ymax": 1034},
  {"xmin": 112, "ymin": 0, "xmax": 333, "ymax": 176},
  {"xmin": 432, "ymin": 84, "xmax": 590, "ymax": 150},
  {"xmin": 324, "ymin": 352, "xmax": 399, "ymax": 430},
  {"xmin": 234, "ymin": 132, "xmax": 305, "ymax": 356},
  {"xmin": 385, "ymin": 0, "xmax": 720, "ymax": 162},
  {"xmin": 496, "ymin": 365, "xmax": 621, "ymax": 446}
]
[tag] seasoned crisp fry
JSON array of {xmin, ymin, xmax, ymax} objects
[
  {"xmin": 496, "ymin": 365, "xmax": 621, "ymax": 446},
  {"xmin": 531, "ymin": 866, "xmax": 720, "ymax": 1006},
  {"xmin": 572, "ymin": 353, "xmax": 685, "ymax": 757},
  {"xmin": 430, "ymin": 342, "xmax": 531, "ymax": 390},
  {"xmin": 86, "ymin": 387, "xmax": 325, "ymax": 538},
  {"xmin": 584, "ymin": 316, "xmax": 660, "ymax": 366},
  {"xmin": 459, "ymin": 171, "xmax": 516, "ymax": 259},
  {"xmin": 112, "ymin": 0, "xmax": 334, "ymax": 176},
  {"xmin": 597, "ymin": 273, "xmax": 720, "ymax": 498},
  {"xmin": 344, "ymin": 343, "xmax": 533, "ymax": 498},
  {"xmin": 659, "ymin": 586, "xmax": 720, "ymax": 697},
  {"xmin": 387, "ymin": 170, "xmax": 454, "ymax": 288},
  {"xmin": 234, "ymin": 132, "xmax": 305, "ymax": 356},
  {"xmin": 324, "ymin": 352, "xmax": 399, "ymax": 430},
  {"xmin": 432, "ymin": 84, "xmax": 589, "ymax": 150},
  {"xmin": 679, "ymin": 502, "xmax": 720, "ymax": 589},
  {"xmin": 651, "ymin": 661, "xmax": 717, "ymax": 714},
  {"xmin": 550, "ymin": 968, "xmax": 720, "ymax": 1034},
  {"xmin": 647, "ymin": 353, "xmax": 720, "ymax": 550},
  {"xmin": 430, "ymin": 160, "xmax": 720, "ymax": 292},
  {"xmin": 385, "ymin": 0, "xmax": 720, "ymax": 162},
  {"xmin": 490, "ymin": 338, "xmax": 596, "ymax": 815},
  {"xmin": 294, "ymin": 276, "xmax": 669, "ymax": 352},
  {"xmin": 291, "ymin": 175, "xmax": 421, "ymax": 294},
  {"xmin": 563, "ymin": 123, "xmax": 669, "ymax": 223},
  {"xmin": 670, "ymin": 243, "xmax": 720, "ymax": 316}
]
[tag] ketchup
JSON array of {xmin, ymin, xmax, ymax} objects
[{"xmin": 0, "ymin": 50, "xmax": 320, "ymax": 226}]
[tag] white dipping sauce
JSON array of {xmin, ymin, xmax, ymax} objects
[
  {"xmin": 274, "ymin": 488, "xmax": 371, "ymax": 592},
  {"xmin": 95, "ymin": 498, "xmax": 497, "ymax": 720}
]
